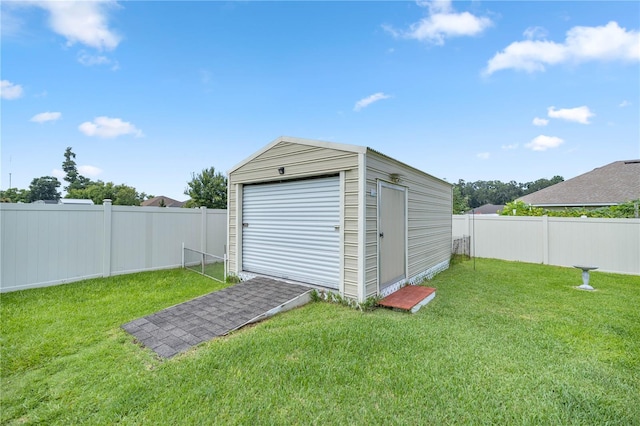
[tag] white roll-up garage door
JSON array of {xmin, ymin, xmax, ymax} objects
[{"xmin": 242, "ymin": 176, "xmax": 340, "ymax": 289}]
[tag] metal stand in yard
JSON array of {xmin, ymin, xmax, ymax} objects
[{"xmin": 574, "ymin": 265, "xmax": 598, "ymax": 290}]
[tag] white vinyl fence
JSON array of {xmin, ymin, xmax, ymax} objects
[
  {"xmin": 453, "ymin": 215, "xmax": 640, "ymax": 275},
  {"xmin": 1, "ymin": 201, "xmax": 227, "ymax": 292}
]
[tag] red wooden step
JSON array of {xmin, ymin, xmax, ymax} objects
[{"xmin": 378, "ymin": 286, "xmax": 436, "ymax": 313}]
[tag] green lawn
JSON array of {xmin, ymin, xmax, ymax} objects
[{"xmin": 2, "ymin": 260, "xmax": 639, "ymax": 424}]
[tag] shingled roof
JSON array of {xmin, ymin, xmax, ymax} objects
[
  {"xmin": 518, "ymin": 160, "xmax": 640, "ymax": 207},
  {"xmin": 141, "ymin": 196, "xmax": 186, "ymax": 208}
]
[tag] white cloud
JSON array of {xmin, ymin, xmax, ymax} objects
[
  {"xmin": 30, "ymin": 0, "xmax": 121, "ymax": 50},
  {"xmin": 532, "ymin": 117, "xmax": 549, "ymax": 126},
  {"xmin": 418, "ymin": 0, "xmax": 452, "ymax": 14},
  {"xmin": 523, "ymin": 26, "xmax": 548, "ymax": 40},
  {"xmin": 547, "ymin": 106, "xmax": 594, "ymax": 124},
  {"xmin": 30, "ymin": 111, "xmax": 62, "ymax": 123},
  {"xmin": 619, "ymin": 100, "xmax": 631, "ymax": 107},
  {"xmin": 501, "ymin": 143, "xmax": 518, "ymax": 150},
  {"xmin": 354, "ymin": 92, "xmax": 391, "ymax": 112},
  {"xmin": 1, "ymin": 80, "xmax": 24, "ymax": 99},
  {"xmin": 77, "ymin": 51, "xmax": 111, "ymax": 66},
  {"xmin": 525, "ymin": 135, "xmax": 564, "ymax": 151},
  {"xmin": 485, "ymin": 21, "xmax": 639, "ymax": 75},
  {"xmin": 384, "ymin": 0, "xmax": 492, "ymax": 45},
  {"xmin": 78, "ymin": 165, "xmax": 103, "ymax": 177},
  {"xmin": 78, "ymin": 116, "xmax": 143, "ymax": 138},
  {"xmin": 477, "ymin": 152, "xmax": 490, "ymax": 160}
]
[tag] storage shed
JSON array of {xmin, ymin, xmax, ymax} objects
[{"xmin": 227, "ymin": 136, "xmax": 452, "ymax": 302}]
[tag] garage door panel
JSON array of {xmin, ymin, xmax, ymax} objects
[{"xmin": 242, "ymin": 176, "xmax": 340, "ymax": 288}]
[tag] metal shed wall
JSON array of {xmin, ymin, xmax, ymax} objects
[
  {"xmin": 365, "ymin": 151, "xmax": 452, "ymax": 298},
  {"xmin": 228, "ymin": 139, "xmax": 360, "ymax": 298}
]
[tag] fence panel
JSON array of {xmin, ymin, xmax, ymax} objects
[
  {"xmin": 110, "ymin": 206, "xmax": 205, "ymax": 275},
  {"xmin": 0, "ymin": 203, "xmax": 227, "ymax": 292},
  {"xmin": 548, "ymin": 217, "xmax": 639, "ymax": 274},
  {"xmin": 1, "ymin": 204, "xmax": 104, "ymax": 291},
  {"xmin": 206, "ymin": 210, "xmax": 228, "ymax": 258},
  {"xmin": 453, "ymin": 215, "xmax": 640, "ymax": 275}
]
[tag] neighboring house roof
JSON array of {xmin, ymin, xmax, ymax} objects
[
  {"xmin": 518, "ymin": 160, "xmax": 640, "ymax": 207},
  {"xmin": 59, "ymin": 198, "xmax": 95, "ymax": 205},
  {"xmin": 141, "ymin": 196, "xmax": 186, "ymax": 208},
  {"xmin": 467, "ymin": 204, "xmax": 505, "ymax": 215},
  {"xmin": 31, "ymin": 199, "xmax": 59, "ymax": 204}
]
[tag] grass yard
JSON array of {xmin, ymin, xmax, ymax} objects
[{"xmin": 1, "ymin": 260, "xmax": 639, "ymax": 424}]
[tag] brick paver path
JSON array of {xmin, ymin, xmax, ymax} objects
[{"xmin": 122, "ymin": 277, "xmax": 310, "ymax": 358}]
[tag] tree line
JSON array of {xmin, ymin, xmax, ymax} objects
[
  {"xmin": 452, "ymin": 176, "xmax": 564, "ymax": 213},
  {"xmin": 1, "ymin": 147, "xmax": 228, "ymax": 208}
]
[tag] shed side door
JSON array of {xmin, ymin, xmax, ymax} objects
[
  {"xmin": 379, "ymin": 182, "xmax": 407, "ymax": 291},
  {"xmin": 242, "ymin": 176, "xmax": 340, "ymax": 289}
]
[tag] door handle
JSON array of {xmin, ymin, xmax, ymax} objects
[{"xmin": 379, "ymin": 232, "xmax": 384, "ymax": 238}]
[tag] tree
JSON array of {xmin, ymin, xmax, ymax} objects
[
  {"xmin": 67, "ymin": 181, "xmax": 146, "ymax": 206},
  {"xmin": 28, "ymin": 176, "xmax": 61, "ymax": 202},
  {"xmin": 522, "ymin": 176, "xmax": 564, "ymax": 195},
  {"xmin": 184, "ymin": 167, "xmax": 227, "ymax": 209},
  {"xmin": 0, "ymin": 188, "xmax": 31, "ymax": 203},
  {"xmin": 62, "ymin": 147, "xmax": 92, "ymax": 192},
  {"xmin": 452, "ymin": 185, "xmax": 470, "ymax": 214}
]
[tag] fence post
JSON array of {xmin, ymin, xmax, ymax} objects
[
  {"xmin": 542, "ymin": 215, "xmax": 549, "ymax": 265},
  {"xmin": 103, "ymin": 199, "xmax": 112, "ymax": 277},
  {"xmin": 200, "ymin": 206, "xmax": 207, "ymax": 254},
  {"xmin": 464, "ymin": 214, "xmax": 470, "ymax": 240}
]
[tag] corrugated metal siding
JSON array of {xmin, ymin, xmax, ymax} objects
[
  {"xmin": 365, "ymin": 153, "xmax": 452, "ymax": 297},
  {"xmin": 228, "ymin": 141, "xmax": 359, "ymax": 295},
  {"xmin": 242, "ymin": 177, "xmax": 340, "ymax": 288},
  {"xmin": 343, "ymin": 168, "xmax": 360, "ymax": 299}
]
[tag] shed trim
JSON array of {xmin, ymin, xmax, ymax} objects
[
  {"xmin": 339, "ymin": 171, "xmax": 346, "ymax": 296},
  {"xmin": 234, "ymin": 183, "xmax": 242, "ymax": 272},
  {"xmin": 358, "ymin": 152, "xmax": 367, "ymax": 302}
]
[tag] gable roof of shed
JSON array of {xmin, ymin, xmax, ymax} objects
[
  {"xmin": 228, "ymin": 136, "xmax": 451, "ymax": 186},
  {"xmin": 517, "ymin": 160, "xmax": 640, "ymax": 206},
  {"xmin": 228, "ymin": 136, "xmax": 366, "ymax": 174}
]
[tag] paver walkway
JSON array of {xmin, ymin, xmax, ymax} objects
[{"xmin": 122, "ymin": 277, "xmax": 311, "ymax": 358}]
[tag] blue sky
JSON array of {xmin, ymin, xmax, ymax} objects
[{"xmin": 2, "ymin": 0, "xmax": 639, "ymax": 201}]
